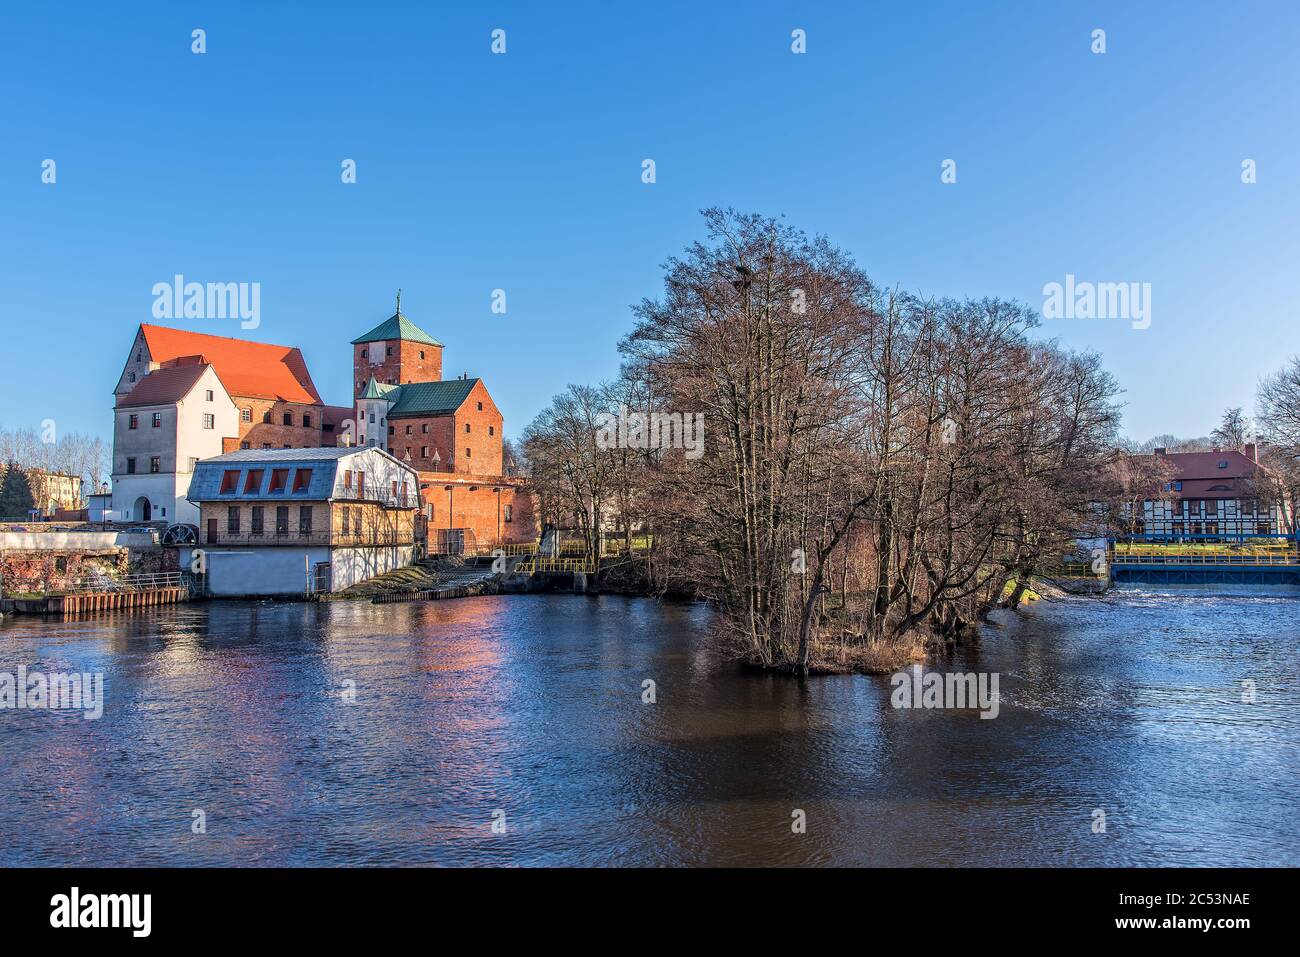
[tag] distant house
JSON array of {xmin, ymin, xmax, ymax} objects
[
  {"xmin": 186, "ymin": 446, "xmax": 419, "ymax": 595},
  {"xmin": 1134, "ymin": 444, "xmax": 1291, "ymax": 539}
]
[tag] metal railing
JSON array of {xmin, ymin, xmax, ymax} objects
[
  {"xmin": 202, "ymin": 529, "xmax": 413, "ymax": 547},
  {"xmin": 514, "ymin": 557, "xmax": 596, "ymax": 575},
  {"xmin": 1108, "ymin": 551, "xmax": 1300, "ymax": 567},
  {"xmin": 64, "ymin": 571, "xmax": 191, "ymax": 593}
]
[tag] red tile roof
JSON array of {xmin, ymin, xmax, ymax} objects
[
  {"xmin": 139, "ymin": 324, "xmax": 322, "ymax": 404},
  {"xmin": 117, "ymin": 364, "xmax": 210, "ymax": 408},
  {"xmin": 1143, "ymin": 450, "xmax": 1262, "ymax": 499}
]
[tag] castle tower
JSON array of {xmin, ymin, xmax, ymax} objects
[{"xmin": 350, "ymin": 292, "xmax": 444, "ymax": 400}]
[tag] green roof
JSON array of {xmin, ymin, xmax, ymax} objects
[
  {"xmin": 388, "ymin": 378, "xmax": 480, "ymax": 417},
  {"xmin": 351, "ymin": 313, "xmax": 442, "ymax": 347},
  {"xmin": 359, "ymin": 376, "xmax": 398, "ymax": 400}
]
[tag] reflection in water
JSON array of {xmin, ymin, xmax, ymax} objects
[{"xmin": 1, "ymin": 592, "xmax": 1296, "ymax": 866}]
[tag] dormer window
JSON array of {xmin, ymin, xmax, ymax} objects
[
  {"xmin": 1218, "ymin": 460, "xmax": 1228, "ymax": 469},
  {"xmin": 220, "ymin": 470, "xmax": 240, "ymax": 493}
]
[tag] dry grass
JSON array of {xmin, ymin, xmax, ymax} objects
[{"xmin": 806, "ymin": 630, "xmax": 928, "ymax": 675}]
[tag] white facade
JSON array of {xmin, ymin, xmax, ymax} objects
[
  {"xmin": 111, "ymin": 365, "xmax": 238, "ymax": 525},
  {"xmin": 185, "ymin": 446, "xmax": 420, "ymax": 596}
]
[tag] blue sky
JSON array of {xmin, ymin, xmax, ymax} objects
[{"xmin": 3, "ymin": 1, "xmax": 1298, "ymax": 444}]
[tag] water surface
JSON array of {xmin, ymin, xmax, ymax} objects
[{"xmin": 1, "ymin": 591, "xmax": 1296, "ymax": 866}]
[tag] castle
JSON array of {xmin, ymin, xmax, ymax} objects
[{"xmin": 110, "ymin": 301, "xmax": 533, "ymax": 551}]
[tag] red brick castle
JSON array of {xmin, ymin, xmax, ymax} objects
[{"xmin": 349, "ymin": 297, "xmax": 534, "ymax": 551}]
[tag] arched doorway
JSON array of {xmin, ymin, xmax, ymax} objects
[{"xmin": 134, "ymin": 497, "xmax": 151, "ymax": 521}]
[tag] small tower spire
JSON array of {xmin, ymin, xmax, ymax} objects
[{"xmin": 395, "ymin": 288, "xmax": 402, "ymax": 317}]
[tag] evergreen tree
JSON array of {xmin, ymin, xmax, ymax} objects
[{"xmin": 0, "ymin": 461, "xmax": 35, "ymax": 518}]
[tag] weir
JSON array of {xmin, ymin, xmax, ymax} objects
[{"xmin": 1106, "ymin": 540, "xmax": 1300, "ymax": 587}]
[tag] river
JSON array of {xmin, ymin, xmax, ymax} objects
[{"xmin": 1, "ymin": 591, "xmax": 1296, "ymax": 866}]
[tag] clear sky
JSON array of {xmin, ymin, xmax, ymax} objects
[{"xmin": 3, "ymin": 1, "xmax": 1298, "ymax": 445}]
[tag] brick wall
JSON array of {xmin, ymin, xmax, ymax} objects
[
  {"xmin": 419, "ymin": 476, "xmax": 537, "ymax": 547},
  {"xmin": 231, "ymin": 396, "xmax": 329, "ymax": 449},
  {"xmin": 353, "ymin": 340, "xmax": 443, "ymax": 398},
  {"xmin": 0, "ymin": 549, "xmax": 128, "ymax": 594}
]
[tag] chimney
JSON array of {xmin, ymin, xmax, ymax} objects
[
  {"xmin": 1245, "ymin": 442, "xmax": 1258, "ymax": 463},
  {"xmin": 1154, "ymin": 447, "xmax": 1167, "ymax": 457}
]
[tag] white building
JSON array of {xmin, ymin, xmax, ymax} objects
[
  {"xmin": 110, "ymin": 364, "xmax": 238, "ymax": 525},
  {"xmin": 184, "ymin": 446, "xmax": 421, "ymax": 596}
]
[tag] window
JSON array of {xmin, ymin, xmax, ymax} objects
[
  {"xmin": 299, "ymin": 506, "xmax": 313, "ymax": 535},
  {"xmin": 391, "ymin": 480, "xmax": 398, "ymax": 499},
  {"xmin": 241, "ymin": 408, "xmax": 252, "ymax": 422},
  {"xmin": 465, "ymin": 447, "xmax": 471, "ymax": 458},
  {"xmin": 283, "ymin": 413, "xmax": 293, "ymax": 426},
  {"xmin": 504, "ymin": 504, "xmax": 513, "ymax": 523},
  {"xmin": 128, "ymin": 372, "xmax": 136, "ymax": 383},
  {"xmin": 55, "ymin": 556, "xmax": 67, "ymax": 573},
  {"xmin": 405, "ymin": 447, "xmax": 412, "ymax": 459},
  {"xmin": 387, "ymin": 447, "xmax": 393, "ymax": 454},
  {"xmin": 386, "ymin": 346, "xmax": 393, "ymax": 357},
  {"xmin": 477, "ymin": 402, "xmax": 483, "ymax": 411},
  {"xmin": 227, "ymin": 506, "xmax": 240, "ymax": 533},
  {"xmin": 275, "ymin": 506, "xmax": 289, "ymax": 535},
  {"xmin": 202, "ymin": 414, "xmax": 215, "ymax": 430},
  {"xmin": 128, "ymin": 414, "xmax": 138, "ymax": 430},
  {"xmin": 126, "ymin": 457, "xmax": 136, "ymax": 474},
  {"xmin": 360, "ymin": 348, "xmax": 367, "ymax": 359},
  {"xmin": 405, "ymin": 425, "xmax": 412, "ymax": 435},
  {"xmin": 152, "ymin": 412, "xmax": 162, "ymax": 428},
  {"xmin": 251, "ymin": 506, "xmax": 264, "ymax": 535},
  {"xmin": 356, "ymin": 471, "xmax": 365, "ymax": 497},
  {"xmin": 388, "ymin": 426, "xmax": 395, "ymax": 436},
  {"xmin": 263, "ymin": 410, "xmax": 272, "ymax": 424},
  {"xmin": 465, "ymin": 423, "xmax": 471, "ymax": 434},
  {"xmin": 344, "ymin": 469, "xmax": 353, "ymax": 490},
  {"xmin": 136, "ymin": 350, "xmax": 142, "ymax": 361},
  {"xmin": 380, "ymin": 417, "xmax": 385, "ymax": 426},
  {"xmin": 220, "ymin": 470, "xmax": 240, "ymax": 493},
  {"xmin": 369, "ymin": 413, "xmax": 375, "ymax": 424},
  {"xmin": 269, "ymin": 468, "xmax": 289, "ymax": 493},
  {"xmin": 421, "ymin": 446, "xmax": 428, "ymax": 458},
  {"xmin": 243, "ymin": 469, "xmax": 264, "ymax": 493},
  {"xmin": 206, "ymin": 389, "xmax": 214, "ymax": 401},
  {"xmin": 240, "ymin": 442, "xmax": 250, "ymax": 450},
  {"xmin": 150, "ymin": 456, "xmax": 161, "ymax": 473},
  {"xmin": 262, "ymin": 442, "xmax": 272, "ymax": 449},
  {"xmin": 323, "ymin": 424, "xmax": 334, "ymax": 434},
  {"xmin": 293, "ymin": 468, "xmax": 312, "ymax": 492},
  {"xmin": 303, "ymin": 413, "xmax": 312, "ymax": 428},
  {"xmin": 419, "ymin": 350, "xmax": 425, "ymax": 359},
  {"xmin": 189, "ymin": 457, "xmax": 200, "ymax": 471},
  {"xmin": 488, "ymin": 426, "xmax": 494, "ymax": 436},
  {"xmin": 353, "ymin": 506, "xmax": 362, "ymax": 536},
  {"xmin": 421, "ymin": 423, "xmax": 428, "ymax": 434},
  {"xmin": 342, "ymin": 508, "xmax": 350, "ymax": 534}
]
